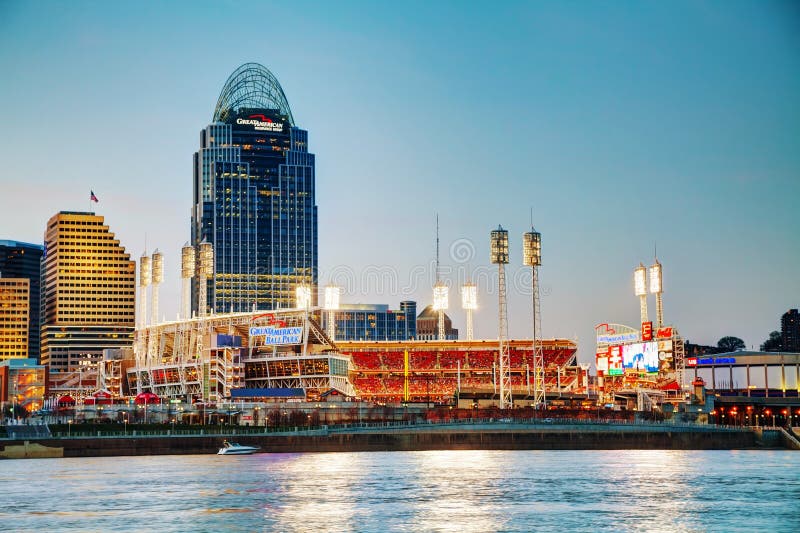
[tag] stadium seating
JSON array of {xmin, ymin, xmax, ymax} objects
[
  {"xmin": 382, "ymin": 352, "xmax": 405, "ymax": 370},
  {"xmin": 349, "ymin": 353, "xmax": 382, "ymax": 370},
  {"xmin": 468, "ymin": 351, "xmax": 494, "ymax": 369},
  {"xmin": 410, "ymin": 351, "xmax": 437, "ymax": 370},
  {"xmin": 438, "ymin": 351, "xmax": 468, "ymax": 369}
]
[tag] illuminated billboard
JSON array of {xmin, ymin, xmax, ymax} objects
[
  {"xmin": 607, "ymin": 346, "xmax": 623, "ymax": 376},
  {"xmin": 249, "ymin": 326, "xmax": 303, "ymax": 345},
  {"xmin": 622, "ymin": 342, "xmax": 659, "ymax": 373}
]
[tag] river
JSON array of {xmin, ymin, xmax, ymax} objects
[{"xmin": 1, "ymin": 450, "xmax": 798, "ymax": 532}]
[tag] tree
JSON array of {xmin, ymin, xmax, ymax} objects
[
  {"xmin": 760, "ymin": 331, "xmax": 782, "ymax": 352},
  {"xmin": 717, "ymin": 336, "xmax": 745, "ymax": 352}
]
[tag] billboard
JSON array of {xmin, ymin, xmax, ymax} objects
[
  {"xmin": 607, "ymin": 345, "xmax": 623, "ymax": 376},
  {"xmin": 622, "ymin": 342, "xmax": 659, "ymax": 373},
  {"xmin": 249, "ymin": 326, "xmax": 303, "ymax": 345},
  {"xmin": 641, "ymin": 321, "xmax": 653, "ymax": 341}
]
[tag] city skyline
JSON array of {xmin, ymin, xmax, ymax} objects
[{"xmin": 1, "ymin": 1, "xmax": 798, "ymax": 365}]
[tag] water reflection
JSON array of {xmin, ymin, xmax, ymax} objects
[{"xmin": 0, "ymin": 450, "xmax": 797, "ymax": 532}]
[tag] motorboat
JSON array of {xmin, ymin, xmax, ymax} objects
[{"xmin": 217, "ymin": 440, "xmax": 260, "ymax": 455}]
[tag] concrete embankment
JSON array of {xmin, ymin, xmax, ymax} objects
[{"xmin": 1, "ymin": 423, "xmax": 759, "ymax": 458}]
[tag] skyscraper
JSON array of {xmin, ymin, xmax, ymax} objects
[
  {"xmin": 782, "ymin": 309, "xmax": 799, "ymax": 352},
  {"xmin": 40, "ymin": 212, "xmax": 135, "ymax": 373},
  {"xmin": 192, "ymin": 63, "xmax": 317, "ymax": 315},
  {"xmin": 0, "ymin": 278, "xmax": 29, "ymax": 361},
  {"xmin": 0, "ymin": 240, "xmax": 44, "ymax": 360}
]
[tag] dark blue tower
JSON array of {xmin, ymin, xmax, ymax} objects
[{"xmin": 192, "ymin": 64, "xmax": 317, "ymax": 314}]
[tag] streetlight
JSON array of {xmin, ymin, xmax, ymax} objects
[
  {"xmin": 124, "ymin": 415, "xmax": 128, "ymax": 436},
  {"xmin": 68, "ymin": 419, "xmax": 73, "ymax": 438}
]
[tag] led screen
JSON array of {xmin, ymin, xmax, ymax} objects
[{"xmin": 622, "ymin": 342, "xmax": 659, "ymax": 373}]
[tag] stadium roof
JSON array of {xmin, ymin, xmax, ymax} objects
[{"xmin": 213, "ymin": 62, "xmax": 295, "ymax": 125}]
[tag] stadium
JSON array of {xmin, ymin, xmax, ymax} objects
[{"xmin": 111, "ymin": 308, "xmax": 581, "ymax": 407}]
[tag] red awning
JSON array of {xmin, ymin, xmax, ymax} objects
[
  {"xmin": 57, "ymin": 395, "xmax": 76, "ymax": 406},
  {"xmin": 94, "ymin": 390, "xmax": 112, "ymax": 398},
  {"xmin": 84, "ymin": 397, "xmax": 96, "ymax": 405},
  {"xmin": 134, "ymin": 392, "xmax": 160, "ymax": 405},
  {"xmin": 661, "ymin": 381, "xmax": 681, "ymax": 391}
]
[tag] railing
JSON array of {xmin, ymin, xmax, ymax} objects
[{"xmin": 6, "ymin": 416, "xmax": 756, "ymax": 440}]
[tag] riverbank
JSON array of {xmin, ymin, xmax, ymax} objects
[{"xmin": 0, "ymin": 421, "xmax": 765, "ymax": 458}]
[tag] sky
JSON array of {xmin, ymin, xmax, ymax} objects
[{"xmin": 0, "ymin": 0, "xmax": 798, "ymax": 365}]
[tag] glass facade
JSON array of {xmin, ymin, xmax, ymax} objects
[
  {"xmin": 323, "ymin": 301, "xmax": 417, "ymax": 341},
  {"xmin": 192, "ymin": 64, "xmax": 317, "ymax": 314},
  {"xmin": 0, "ymin": 241, "xmax": 43, "ymax": 361}
]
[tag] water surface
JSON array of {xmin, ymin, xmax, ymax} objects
[{"xmin": 1, "ymin": 450, "xmax": 798, "ymax": 532}]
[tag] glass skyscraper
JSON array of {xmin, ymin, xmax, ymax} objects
[
  {"xmin": 192, "ymin": 63, "xmax": 317, "ymax": 314},
  {"xmin": 0, "ymin": 240, "xmax": 44, "ymax": 361}
]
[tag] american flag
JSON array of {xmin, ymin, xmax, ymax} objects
[{"xmin": 90, "ymin": 190, "xmax": 99, "ymax": 203}]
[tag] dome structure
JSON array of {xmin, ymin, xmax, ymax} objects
[{"xmin": 212, "ymin": 63, "xmax": 295, "ymax": 125}]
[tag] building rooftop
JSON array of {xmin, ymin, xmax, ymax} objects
[
  {"xmin": 213, "ymin": 63, "xmax": 295, "ymax": 125},
  {"xmin": 0, "ymin": 240, "xmax": 43, "ymax": 250}
]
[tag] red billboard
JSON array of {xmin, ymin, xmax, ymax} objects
[
  {"xmin": 642, "ymin": 321, "xmax": 653, "ymax": 341},
  {"xmin": 655, "ymin": 327, "xmax": 673, "ymax": 339}
]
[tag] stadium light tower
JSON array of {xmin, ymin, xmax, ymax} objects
[
  {"xmin": 296, "ymin": 285, "xmax": 312, "ymax": 310},
  {"xmin": 324, "ymin": 285, "xmax": 340, "ymax": 340},
  {"xmin": 649, "ymin": 259, "xmax": 663, "ymax": 328},
  {"xmin": 151, "ymin": 249, "xmax": 163, "ymax": 325},
  {"xmin": 461, "ymin": 282, "xmax": 477, "ymax": 341},
  {"xmin": 433, "ymin": 284, "xmax": 449, "ymax": 340},
  {"xmin": 523, "ymin": 228, "xmax": 545, "ymax": 408},
  {"xmin": 634, "ymin": 263, "xmax": 648, "ymax": 325},
  {"xmin": 181, "ymin": 242, "xmax": 195, "ymax": 320},
  {"xmin": 197, "ymin": 240, "xmax": 214, "ymax": 318},
  {"xmin": 138, "ymin": 253, "xmax": 151, "ymax": 329},
  {"xmin": 490, "ymin": 226, "xmax": 512, "ymax": 409},
  {"xmin": 432, "ymin": 214, "xmax": 449, "ymax": 340}
]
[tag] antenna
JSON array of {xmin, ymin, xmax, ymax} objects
[
  {"xmin": 432, "ymin": 214, "xmax": 448, "ymax": 340},
  {"xmin": 435, "ymin": 213, "xmax": 440, "ymax": 282}
]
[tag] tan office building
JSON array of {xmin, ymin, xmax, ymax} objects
[
  {"xmin": 0, "ymin": 278, "xmax": 30, "ymax": 360},
  {"xmin": 40, "ymin": 211, "xmax": 135, "ymax": 373}
]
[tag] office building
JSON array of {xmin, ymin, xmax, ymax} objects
[
  {"xmin": 0, "ymin": 240, "xmax": 44, "ymax": 360},
  {"xmin": 782, "ymin": 309, "xmax": 799, "ymax": 352},
  {"xmin": 40, "ymin": 212, "xmax": 135, "ymax": 374},
  {"xmin": 0, "ymin": 278, "xmax": 29, "ymax": 360},
  {"xmin": 323, "ymin": 301, "xmax": 417, "ymax": 341},
  {"xmin": 416, "ymin": 305, "xmax": 459, "ymax": 340},
  {"xmin": 192, "ymin": 62, "xmax": 317, "ymax": 315}
]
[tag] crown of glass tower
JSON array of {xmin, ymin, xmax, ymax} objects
[
  {"xmin": 213, "ymin": 63, "xmax": 295, "ymax": 125},
  {"xmin": 192, "ymin": 63, "xmax": 317, "ymax": 315}
]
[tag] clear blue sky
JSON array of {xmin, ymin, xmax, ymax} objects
[{"xmin": 1, "ymin": 0, "xmax": 798, "ymax": 364}]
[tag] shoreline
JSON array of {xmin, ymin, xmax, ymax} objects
[{"xmin": 1, "ymin": 422, "xmax": 774, "ymax": 458}]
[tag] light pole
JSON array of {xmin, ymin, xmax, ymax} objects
[
  {"xmin": 490, "ymin": 226, "xmax": 511, "ymax": 409},
  {"xmin": 68, "ymin": 419, "xmax": 72, "ymax": 438}
]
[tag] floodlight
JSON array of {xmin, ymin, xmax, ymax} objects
[
  {"xmin": 324, "ymin": 285, "xmax": 340, "ymax": 311},
  {"xmin": 461, "ymin": 283, "xmax": 477, "ymax": 310},
  {"xmin": 634, "ymin": 264, "xmax": 647, "ymax": 296},
  {"xmin": 433, "ymin": 284, "xmax": 449, "ymax": 311},
  {"xmin": 649, "ymin": 261, "xmax": 662, "ymax": 294},
  {"xmin": 296, "ymin": 285, "xmax": 312, "ymax": 309}
]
